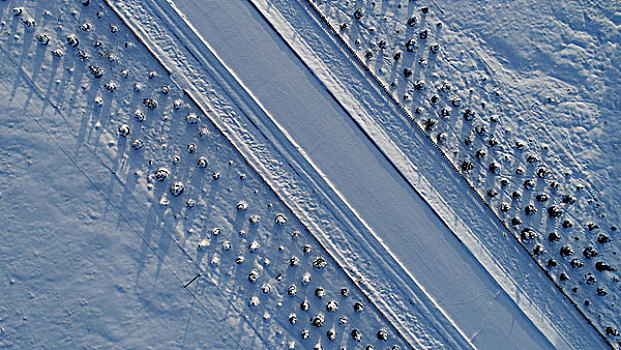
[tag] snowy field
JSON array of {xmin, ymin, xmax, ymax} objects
[{"xmin": 0, "ymin": 0, "xmax": 618, "ymax": 349}]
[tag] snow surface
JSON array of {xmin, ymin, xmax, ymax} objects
[
  {"xmin": 118, "ymin": 0, "xmax": 610, "ymax": 348},
  {"xmin": 1, "ymin": 0, "xmax": 618, "ymax": 349}
]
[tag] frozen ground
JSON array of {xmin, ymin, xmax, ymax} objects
[
  {"xmin": 0, "ymin": 0, "xmax": 618, "ymax": 349},
  {"xmin": 0, "ymin": 15, "xmax": 243, "ymax": 350}
]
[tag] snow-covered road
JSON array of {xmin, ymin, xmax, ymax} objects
[
  {"xmin": 167, "ymin": 0, "xmax": 591, "ymax": 348},
  {"xmin": 1, "ymin": 0, "xmax": 614, "ymax": 348}
]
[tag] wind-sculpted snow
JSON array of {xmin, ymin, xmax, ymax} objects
[
  {"xmin": 0, "ymin": 0, "xmax": 409, "ymax": 348},
  {"xmin": 308, "ymin": 0, "xmax": 620, "ymax": 345}
]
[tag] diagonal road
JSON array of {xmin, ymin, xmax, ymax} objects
[{"xmin": 165, "ymin": 0, "xmax": 564, "ymax": 349}]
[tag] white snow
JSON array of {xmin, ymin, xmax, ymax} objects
[{"xmin": 1, "ymin": 0, "xmax": 618, "ymax": 349}]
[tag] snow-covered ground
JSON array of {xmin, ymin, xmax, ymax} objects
[
  {"xmin": 0, "ymin": 112, "xmax": 240, "ymax": 349},
  {"xmin": 147, "ymin": 0, "xmax": 608, "ymax": 348},
  {"xmin": 0, "ymin": 4, "xmax": 243, "ymax": 348},
  {"xmin": 1, "ymin": 0, "xmax": 618, "ymax": 349}
]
